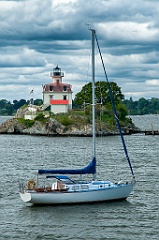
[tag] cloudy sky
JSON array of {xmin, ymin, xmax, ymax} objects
[{"xmin": 0, "ymin": 0, "xmax": 159, "ymax": 102}]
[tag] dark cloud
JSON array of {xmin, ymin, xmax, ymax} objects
[{"xmin": 0, "ymin": 0, "xmax": 159, "ymax": 101}]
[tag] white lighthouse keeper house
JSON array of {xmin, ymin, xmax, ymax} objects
[{"xmin": 42, "ymin": 66, "xmax": 72, "ymax": 114}]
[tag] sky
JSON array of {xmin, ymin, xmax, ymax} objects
[{"xmin": 0, "ymin": 0, "xmax": 159, "ymax": 102}]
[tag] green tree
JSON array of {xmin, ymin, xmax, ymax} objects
[
  {"xmin": 0, "ymin": 99, "xmax": 8, "ymax": 109},
  {"xmin": 0, "ymin": 98, "xmax": 43, "ymax": 116},
  {"xmin": 123, "ymin": 97, "xmax": 159, "ymax": 115},
  {"xmin": 149, "ymin": 98, "xmax": 159, "ymax": 114},
  {"xmin": 116, "ymin": 102, "xmax": 128, "ymax": 121},
  {"xmin": 74, "ymin": 81, "xmax": 124, "ymax": 106},
  {"xmin": 34, "ymin": 99, "xmax": 43, "ymax": 106},
  {"xmin": 13, "ymin": 99, "xmax": 27, "ymax": 110},
  {"xmin": 0, "ymin": 99, "xmax": 14, "ymax": 115},
  {"xmin": 138, "ymin": 98, "xmax": 149, "ymax": 114}
]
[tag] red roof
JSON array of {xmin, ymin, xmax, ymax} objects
[{"xmin": 43, "ymin": 81, "xmax": 72, "ymax": 92}]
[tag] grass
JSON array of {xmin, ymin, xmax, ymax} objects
[{"xmin": 18, "ymin": 118, "xmax": 35, "ymax": 128}]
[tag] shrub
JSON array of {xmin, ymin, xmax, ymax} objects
[
  {"xmin": 55, "ymin": 115, "xmax": 72, "ymax": 126},
  {"xmin": 18, "ymin": 118, "xmax": 35, "ymax": 128},
  {"xmin": 34, "ymin": 113, "xmax": 49, "ymax": 123}
]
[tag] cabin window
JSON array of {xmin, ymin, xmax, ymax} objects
[
  {"xmin": 81, "ymin": 185, "xmax": 89, "ymax": 190},
  {"xmin": 72, "ymin": 186, "xmax": 79, "ymax": 191},
  {"xmin": 63, "ymin": 86, "xmax": 67, "ymax": 91},
  {"xmin": 63, "ymin": 95, "xmax": 67, "ymax": 100}
]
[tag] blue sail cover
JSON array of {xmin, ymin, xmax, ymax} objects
[{"xmin": 38, "ymin": 157, "xmax": 96, "ymax": 175}]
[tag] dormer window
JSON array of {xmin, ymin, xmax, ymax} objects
[
  {"xmin": 63, "ymin": 86, "xmax": 67, "ymax": 91},
  {"xmin": 50, "ymin": 86, "xmax": 53, "ymax": 91}
]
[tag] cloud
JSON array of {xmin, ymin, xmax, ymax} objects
[{"xmin": 0, "ymin": 0, "xmax": 159, "ymax": 102}]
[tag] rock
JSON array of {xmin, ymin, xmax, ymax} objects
[
  {"xmin": 0, "ymin": 117, "xmax": 66, "ymax": 136},
  {"xmin": 46, "ymin": 118, "xmax": 65, "ymax": 135},
  {"xmin": 0, "ymin": 116, "xmax": 141, "ymax": 136},
  {"xmin": 14, "ymin": 108, "xmax": 26, "ymax": 119},
  {"xmin": 0, "ymin": 118, "xmax": 26, "ymax": 134}
]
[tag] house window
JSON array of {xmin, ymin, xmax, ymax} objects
[
  {"xmin": 63, "ymin": 95, "xmax": 67, "ymax": 100},
  {"xmin": 50, "ymin": 95, "xmax": 53, "ymax": 100},
  {"xmin": 50, "ymin": 86, "xmax": 53, "ymax": 91},
  {"xmin": 63, "ymin": 86, "xmax": 67, "ymax": 91}
]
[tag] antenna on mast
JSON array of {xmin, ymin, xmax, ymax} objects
[{"xmin": 86, "ymin": 23, "xmax": 91, "ymax": 30}]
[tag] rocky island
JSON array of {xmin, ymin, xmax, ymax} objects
[{"xmin": 0, "ymin": 106, "xmax": 141, "ymax": 136}]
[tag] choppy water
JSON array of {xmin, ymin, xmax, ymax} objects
[
  {"xmin": 130, "ymin": 114, "xmax": 159, "ymax": 131},
  {"xmin": 0, "ymin": 115, "xmax": 158, "ymax": 239}
]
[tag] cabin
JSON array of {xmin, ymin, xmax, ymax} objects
[{"xmin": 42, "ymin": 66, "xmax": 73, "ymax": 114}]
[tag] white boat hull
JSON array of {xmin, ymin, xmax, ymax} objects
[{"xmin": 20, "ymin": 183, "xmax": 134, "ymax": 205}]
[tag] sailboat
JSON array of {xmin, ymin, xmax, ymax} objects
[{"xmin": 19, "ymin": 29, "xmax": 135, "ymax": 205}]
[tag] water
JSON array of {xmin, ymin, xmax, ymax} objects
[
  {"xmin": 130, "ymin": 114, "xmax": 159, "ymax": 131},
  {"xmin": 0, "ymin": 115, "xmax": 158, "ymax": 239}
]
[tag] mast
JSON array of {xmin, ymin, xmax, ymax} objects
[{"xmin": 91, "ymin": 29, "xmax": 96, "ymax": 161}]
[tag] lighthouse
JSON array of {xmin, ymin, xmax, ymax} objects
[{"xmin": 42, "ymin": 66, "xmax": 72, "ymax": 114}]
